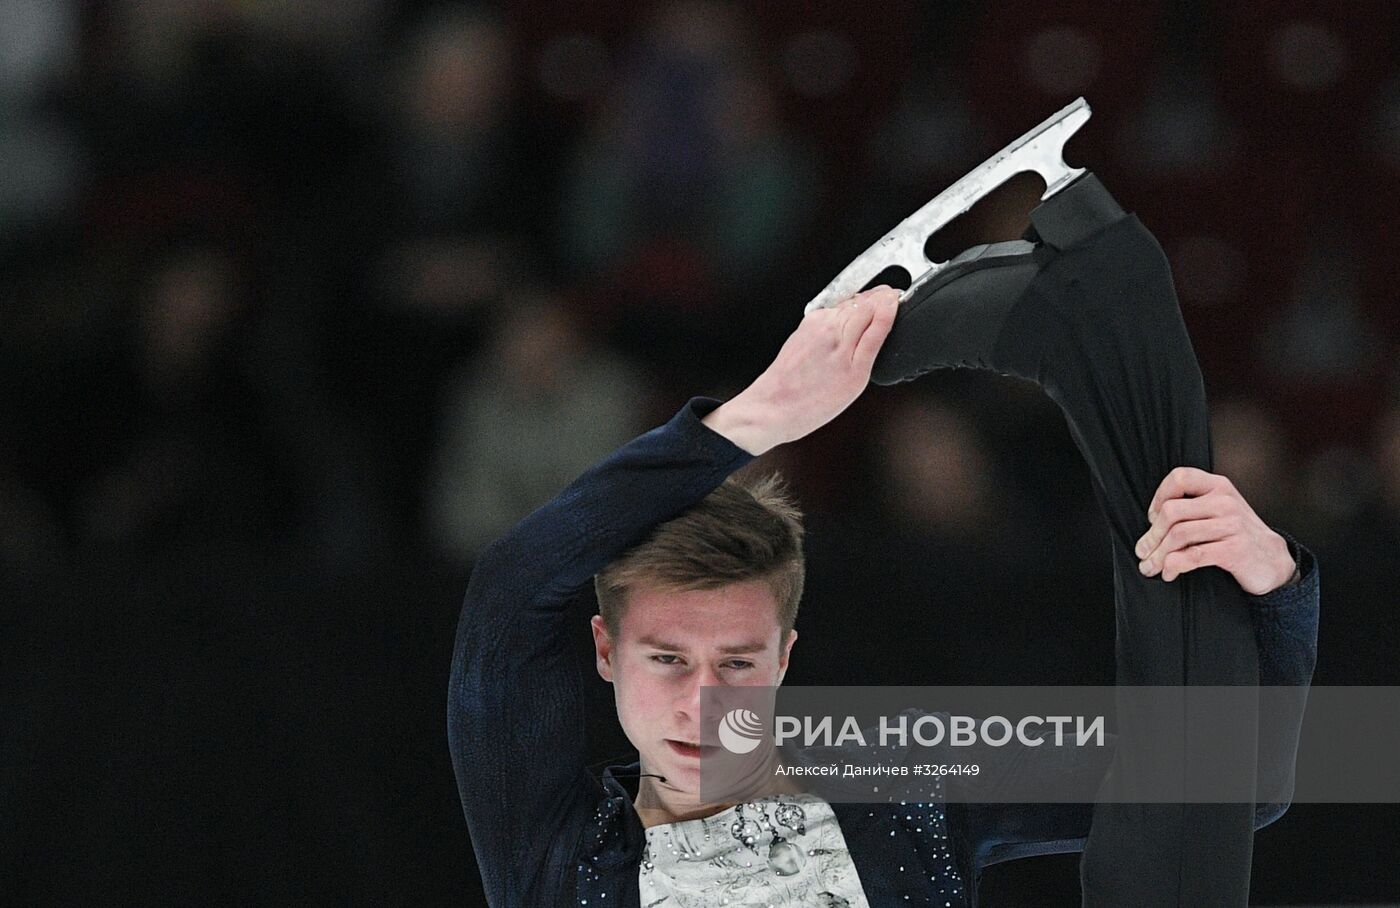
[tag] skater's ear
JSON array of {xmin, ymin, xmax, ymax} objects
[
  {"xmin": 775, "ymin": 629, "xmax": 798, "ymax": 685},
  {"xmin": 590, "ymin": 614, "xmax": 615, "ymax": 683}
]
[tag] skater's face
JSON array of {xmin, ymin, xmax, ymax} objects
[{"xmin": 590, "ymin": 579, "xmax": 797, "ymax": 793}]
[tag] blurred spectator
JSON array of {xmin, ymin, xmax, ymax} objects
[
  {"xmin": 1257, "ymin": 224, "xmax": 1389, "ymax": 450},
  {"xmin": 877, "ymin": 394, "xmax": 1001, "ymax": 538},
  {"xmin": 1373, "ymin": 403, "xmax": 1400, "ymax": 530},
  {"xmin": 1298, "ymin": 445, "xmax": 1379, "ymax": 551},
  {"xmin": 797, "ymin": 392, "xmax": 1104, "ymax": 688},
  {"xmin": 1309, "ymin": 402, "xmax": 1400, "ymax": 685},
  {"xmin": 1112, "ymin": 54, "xmax": 1242, "ymax": 182},
  {"xmin": 387, "ymin": 6, "xmax": 528, "ymax": 236},
  {"xmin": 0, "ymin": 0, "xmax": 84, "ymax": 235},
  {"xmin": 426, "ymin": 290, "xmax": 648, "ymax": 563},
  {"xmin": 870, "ymin": 391, "xmax": 1075, "ymax": 593},
  {"xmin": 1209, "ymin": 397, "xmax": 1302, "ymax": 531},
  {"xmin": 74, "ymin": 244, "xmax": 293, "ymax": 558},
  {"xmin": 341, "ymin": 231, "xmax": 527, "ymax": 529},
  {"xmin": 557, "ymin": 1, "xmax": 819, "ymax": 296},
  {"xmin": 1260, "ymin": 227, "xmax": 1384, "ymax": 385},
  {"xmin": 846, "ymin": 64, "xmax": 988, "ymax": 267},
  {"xmin": 332, "ymin": 7, "xmax": 543, "ymax": 527},
  {"xmin": 1327, "ymin": 402, "xmax": 1400, "ymax": 565}
]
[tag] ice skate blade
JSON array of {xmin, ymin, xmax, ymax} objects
[{"xmin": 804, "ymin": 97, "xmax": 1091, "ymax": 314}]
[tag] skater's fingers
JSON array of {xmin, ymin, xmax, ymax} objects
[
  {"xmin": 1157, "ymin": 538, "xmax": 1240, "ymax": 583},
  {"xmin": 852, "ymin": 287, "xmax": 899, "ymax": 369},
  {"xmin": 1147, "ymin": 466, "xmax": 1229, "ymax": 522},
  {"xmin": 837, "ymin": 289, "xmax": 877, "ymax": 345},
  {"xmin": 823, "ymin": 284, "xmax": 886, "ymax": 313},
  {"xmin": 836, "ymin": 285, "xmax": 891, "ymax": 344},
  {"xmin": 1138, "ymin": 516, "xmax": 1236, "ymax": 577},
  {"xmin": 1134, "ymin": 495, "xmax": 1220, "ymax": 558},
  {"xmin": 802, "ymin": 286, "xmax": 875, "ymax": 333}
]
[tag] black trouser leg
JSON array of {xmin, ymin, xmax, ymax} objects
[{"xmin": 877, "ymin": 174, "xmax": 1259, "ymax": 906}]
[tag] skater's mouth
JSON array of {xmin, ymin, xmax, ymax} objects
[{"xmin": 666, "ymin": 740, "xmax": 720, "ymax": 759}]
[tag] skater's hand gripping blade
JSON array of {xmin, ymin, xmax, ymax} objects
[
  {"xmin": 804, "ymin": 97, "xmax": 1091, "ymax": 316},
  {"xmin": 866, "ymin": 240, "xmax": 1039, "ymax": 387}
]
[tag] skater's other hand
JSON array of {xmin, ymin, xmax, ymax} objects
[
  {"xmin": 702, "ymin": 285, "xmax": 900, "ymax": 455},
  {"xmin": 1133, "ymin": 466, "xmax": 1298, "ymax": 596}
]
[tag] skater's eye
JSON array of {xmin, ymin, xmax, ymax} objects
[{"xmin": 647, "ymin": 654, "xmax": 753, "ymax": 671}]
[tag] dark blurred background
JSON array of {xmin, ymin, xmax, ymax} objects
[{"xmin": 2, "ymin": 0, "xmax": 1397, "ymax": 904}]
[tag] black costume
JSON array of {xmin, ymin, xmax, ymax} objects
[{"xmin": 877, "ymin": 173, "xmax": 1313, "ymax": 905}]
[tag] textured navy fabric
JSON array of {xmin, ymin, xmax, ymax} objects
[{"xmin": 448, "ymin": 397, "xmax": 1319, "ymax": 907}]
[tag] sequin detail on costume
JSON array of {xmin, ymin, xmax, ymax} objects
[
  {"xmin": 638, "ymin": 793, "xmax": 870, "ymax": 907},
  {"xmin": 575, "ymin": 774, "xmax": 968, "ymax": 906}
]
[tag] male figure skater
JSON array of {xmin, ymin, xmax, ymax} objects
[{"xmin": 449, "ymin": 174, "xmax": 1318, "ymax": 906}]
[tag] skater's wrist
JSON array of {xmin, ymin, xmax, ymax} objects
[
  {"xmin": 705, "ymin": 285, "xmax": 898, "ymax": 455},
  {"xmin": 702, "ymin": 396, "xmax": 782, "ymax": 456},
  {"xmin": 1264, "ymin": 530, "xmax": 1302, "ymax": 591},
  {"xmin": 1251, "ymin": 529, "xmax": 1300, "ymax": 595}
]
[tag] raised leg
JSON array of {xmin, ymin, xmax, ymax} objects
[{"xmin": 878, "ymin": 174, "xmax": 1260, "ymax": 906}]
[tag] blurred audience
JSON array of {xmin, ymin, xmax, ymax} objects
[
  {"xmin": 554, "ymin": 1, "xmax": 822, "ymax": 382},
  {"xmin": 1209, "ymin": 397, "xmax": 1301, "ymax": 531},
  {"xmin": 425, "ymin": 290, "xmax": 648, "ymax": 563},
  {"xmin": 388, "ymin": 7, "xmax": 525, "ymax": 235},
  {"xmin": 559, "ymin": 1, "xmax": 818, "ymax": 287},
  {"xmin": 74, "ymin": 243, "xmax": 292, "ymax": 558}
]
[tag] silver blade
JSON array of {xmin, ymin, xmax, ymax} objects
[{"xmin": 804, "ymin": 96, "xmax": 1092, "ymax": 314}]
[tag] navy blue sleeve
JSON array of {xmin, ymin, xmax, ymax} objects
[
  {"xmin": 954, "ymin": 539, "xmax": 1320, "ymax": 872},
  {"xmin": 1247, "ymin": 529, "xmax": 1320, "ymax": 827},
  {"xmin": 447, "ymin": 397, "xmax": 753, "ymax": 906}
]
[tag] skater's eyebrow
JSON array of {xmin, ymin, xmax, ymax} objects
[{"xmin": 637, "ymin": 635, "xmax": 769, "ymax": 654}]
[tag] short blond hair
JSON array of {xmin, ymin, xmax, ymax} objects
[{"xmin": 594, "ymin": 471, "xmax": 804, "ymax": 639}]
